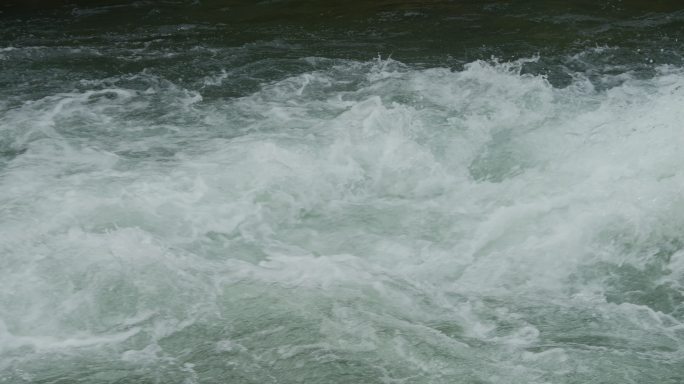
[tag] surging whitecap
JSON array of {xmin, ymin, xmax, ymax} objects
[{"xmin": 1, "ymin": 57, "xmax": 683, "ymax": 383}]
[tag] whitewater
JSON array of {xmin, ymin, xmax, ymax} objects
[{"xmin": 0, "ymin": 50, "xmax": 682, "ymax": 382}]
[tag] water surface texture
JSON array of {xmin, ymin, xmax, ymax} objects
[{"xmin": 1, "ymin": 1, "xmax": 684, "ymax": 383}]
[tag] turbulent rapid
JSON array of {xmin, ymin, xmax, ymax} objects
[{"xmin": 1, "ymin": 2, "xmax": 684, "ymax": 383}]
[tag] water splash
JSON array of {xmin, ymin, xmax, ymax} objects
[{"xmin": 1, "ymin": 57, "xmax": 683, "ymax": 383}]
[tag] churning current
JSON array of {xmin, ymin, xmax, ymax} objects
[{"xmin": 1, "ymin": 2, "xmax": 683, "ymax": 383}]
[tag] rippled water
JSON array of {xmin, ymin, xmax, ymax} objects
[{"xmin": 1, "ymin": 2, "xmax": 684, "ymax": 383}]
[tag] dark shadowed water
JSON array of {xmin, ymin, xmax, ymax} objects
[{"xmin": 1, "ymin": 1, "xmax": 683, "ymax": 383}]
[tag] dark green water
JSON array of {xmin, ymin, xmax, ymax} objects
[{"xmin": 1, "ymin": 1, "xmax": 683, "ymax": 383}]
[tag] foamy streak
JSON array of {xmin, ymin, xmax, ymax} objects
[{"xmin": 0, "ymin": 58, "xmax": 682, "ymax": 383}]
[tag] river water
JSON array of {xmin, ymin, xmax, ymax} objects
[{"xmin": 1, "ymin": 1, "xmax": 683, "ymax": 383}]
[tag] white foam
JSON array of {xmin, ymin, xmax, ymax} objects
[{"xmin": 1, "ymin": 57, "xmax": 683, "ymax": 380}]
